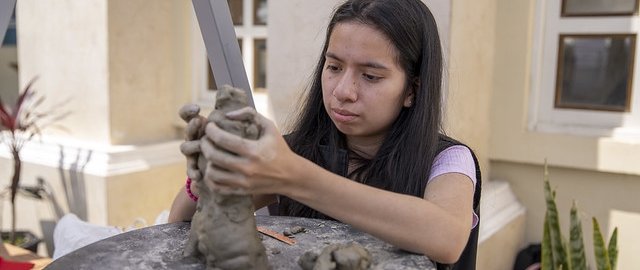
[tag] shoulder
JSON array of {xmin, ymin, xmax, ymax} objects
[
  {"xmin": 437, "ymin": 134, "xmax": 468, "ymax": 151},
  {"xmin": 430, "ymin": 135, "xmax": 478, "ymax": 185},
  {"xmin": 436, "ymin": 135, "xmax": 479, "ymax": 171}
]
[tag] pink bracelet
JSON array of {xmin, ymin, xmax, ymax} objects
[{"xmin": 185, "ymin": 178, "xmax": 198, "ymax": 202}]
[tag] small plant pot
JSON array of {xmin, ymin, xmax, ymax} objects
[{"xmin": 2, "ymin": 231, "xmax": 42, "ymax": 253}]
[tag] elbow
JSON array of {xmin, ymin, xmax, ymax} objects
[
  {"xmin": 422, "ymin": 230, "xmax": 470, "ymax": 265},
  {"xmin": 429, "ymin": 248, "xmax": 464, "ymax": 265}
]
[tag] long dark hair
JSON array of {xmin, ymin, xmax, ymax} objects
[{"xmin": 280, "ymin": 0, "xmax": 444, "ymax": 219}]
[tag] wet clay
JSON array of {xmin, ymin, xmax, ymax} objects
[
  {"xmin": 183, "ymin": 85, "xmax": 270, "ymax": 270},
  {"xmin": 298, "ymin": 242, "xmax": 372, "ymax": 270},
  {"xmin": 283, "ymin": 226, "xmax": 307, "ymax": 237}
]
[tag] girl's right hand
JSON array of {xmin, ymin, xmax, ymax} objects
[{"xmin": 179, "ymin": 104, "xmax": 207, "ymax": 182}]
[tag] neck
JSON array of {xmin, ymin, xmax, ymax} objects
[{"xmin": 346, "ymin": 136, "xmax": 384, "ymax": 159}]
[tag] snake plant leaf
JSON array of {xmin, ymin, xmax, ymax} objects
[
  {"xmin": 542, "ymin": 213, "xmax": 554, "ymax": 269},
  {"xmin": 608, "ymin": 227, "xmax": 618, "ymax": 270},
  {"xmin": 569, "ymin": 200, "xmax": 587, "ymax": 270},
  {"xmin": 593, "ymin": 218, "xmax": 611, "ymax": 270},
  {"xmin": 544, "ymin": 164, "xmax": 568, "ymax": 270}
]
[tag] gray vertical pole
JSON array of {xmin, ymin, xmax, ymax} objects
[
  {"xmin": 0, "ymin": 0, "xmax": 17, "ymax": 43},
  {"xmin": 191, "ymin": 0, "xmax": 254, "ymax": 108}
]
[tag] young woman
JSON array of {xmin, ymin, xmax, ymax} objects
[{"xmin": 169, "ymin": 0, "xmax": 481, "ymax": 268}]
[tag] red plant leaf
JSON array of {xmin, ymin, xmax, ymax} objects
[
  {"xmin": 0, "ymin": 95, "xmax": 16, "ymax": 130},
  {"xmin": 12, "ymin": 77, "xmax": 38, "ymax": 120},
  {"xmin": 0, "ymin": 77, "xmax": 40, "ymax": 132}
]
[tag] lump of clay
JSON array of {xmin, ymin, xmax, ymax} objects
[
  {"xmin": 183, "ymin": 85, "xmax": 270, "ymax": 270},
  {"xmin": 298, "ymin": 242, "xmax": 372, "ymax": 270}
]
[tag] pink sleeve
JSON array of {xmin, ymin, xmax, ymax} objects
[{"xmin": 428, "ymin": 145, "xmax": 479, "ymax": 228}]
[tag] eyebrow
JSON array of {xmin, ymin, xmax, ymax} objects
[{"xmin": 325, "ymin": 52, "xmax": 390, "ymax": 71}]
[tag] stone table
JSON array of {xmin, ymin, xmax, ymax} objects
[{"xmin": 44, "ymin": 216, "xmax": 435, "ymax": 270}]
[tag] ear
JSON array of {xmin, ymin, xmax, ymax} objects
[
  {"xmin": 403, "ymin": 92, "xmax": 414, "ymax": 107},
  {"xmin": 403, "ymin": 77, "xmax": 419, "ymax": 107}
]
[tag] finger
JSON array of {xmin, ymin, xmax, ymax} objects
[
  {"xmin": 200, "ymin": 136, "xmax": 246, "ymax": 169},
  {"xmin": 204, "ymin": 122, "xmax": 256, "ymax": 157},
  {"xmin": 188, "ymin": 175, "xmax": 201, "ymax": 198},
  {"xmin": 224, "ymin": 107, "xmax": 257, "ymax": 122},
  {"xmin": 204, "ymin": 165, "xmax": 247, "ymax": 186},
  {"xmin": 180, "ymin": 140, "xmax": 201, "ymax": 156},
  {"xmin": 186, "ymin": 156, "xmax": 202, "ymax": 181},
  {"xmin": 203, "ymin": 166, "xmax": 249, "ymax": 195},
  {"xmin": 185, "ymin": 117, "xmax": 205, "ymax": 141},
  {"xmin": 226, "ymin": 107, "xmax": 277, "ymax": 135},
  {"xmin": 187, "ymin": 168, "xmax": 201, "ymax": 182},
  {"xmin": 179, "ymin": 104, "xmax": 201, "ymax": 122}
]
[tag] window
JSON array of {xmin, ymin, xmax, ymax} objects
[
  {"xmin": 562, "ymin": 0, "xmax": 638, "ymax": 17},
  {"xmin": 555, "ymin": 34, "xmax": 636, "ymax": 112},
  {"xmin": 254, "ymin": 38, "xmax": 266, "ymax": 90},
  {"xmin": 192, "ymin": 0, "xmax": 268, "ymax": 107},
  {"xmin": 228, "ymin": 0, "xmax": 243, "ymax": 25},
  {"xmin": 254, "ymin": 0, "xmax": 267, "ymax": 26},
  {"xmin": 529, "ymin": 0, "xmax": 640, "ymax": 138}
]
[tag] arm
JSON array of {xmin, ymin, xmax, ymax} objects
[
  {"xmin": 201, "ymin": 108, "xmax": 475, "ymax": 263},
  {"xmin": 284, "ymin": 159, "xmax": 474, "ymax": 264},
  {"xmin": 168, "ymin": 185, "xmax": 197, "ymax": 223}
]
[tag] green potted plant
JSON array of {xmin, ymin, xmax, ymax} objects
[
  {"xmin": 541, "ymin": 162, "xmax": 618, "ymax": 270},
  {"xmin": 0, "ymin": 77, "xmax": 68, "ymax": 252}
]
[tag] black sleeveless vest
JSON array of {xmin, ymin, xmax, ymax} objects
[{"xmin": 274, "ymin": 134, "xmax": 482, "ymax": 269}]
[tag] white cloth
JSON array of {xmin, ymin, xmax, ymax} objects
[
  {"xmin": 51, "ymin": 212, "xmax": 165, "ymax": 260},
  {"xmin": 52, "ymin": 214, "xmax": 123, "ymax": 260}
]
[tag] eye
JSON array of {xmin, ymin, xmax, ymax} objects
[
  {"xmin": 363, "ymin": 73, "xmax": 382, "ymax": 82},
  {"xmin": 325, "ymin": 65, "xmax": 340, "ymax": 72}
]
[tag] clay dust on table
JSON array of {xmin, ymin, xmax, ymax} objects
[
  {"xmin": 298, "ymin": 242, "xmax": 372, "ymax": 270},
  {"xmin": 183, "ymin": 85, "xmax": 270, "ymax": 270}
]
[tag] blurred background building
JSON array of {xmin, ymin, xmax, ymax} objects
[{"xmin": 0, "ymin": 0, "xmax": 639, "ymax": 269}]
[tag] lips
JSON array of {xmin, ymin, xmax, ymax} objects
[{"xmin": 331, "ymin": 108, "xmax": 358, "ymax": 123}]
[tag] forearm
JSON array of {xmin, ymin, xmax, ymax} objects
[
  {"xmin": 168, "ymin": 187, "xmax": 197, "ymax": 222},
  {"xmin": 253, "ymin": 194, "xmax": 278, "ymax": 211},
  {"xmin": 284, "ymin": 158, "xmax": 472, "ymax": 264}
]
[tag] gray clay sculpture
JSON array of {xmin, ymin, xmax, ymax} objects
[{"xmin": 183, "ymin": 85, "xmax": 270, "ymax": 270}]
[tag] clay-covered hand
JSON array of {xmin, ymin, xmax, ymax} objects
[
  {"xmin": 200, "ymin": 107, "xmax": 297, "ymax": 195},
  {"xmin": 179, "ymin": 104, "xmax": 206, "ymax": 182}
]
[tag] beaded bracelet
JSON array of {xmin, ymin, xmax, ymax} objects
[{"xmin": 185, "ymin": 178, "xmax": 198, "ymax": 202}]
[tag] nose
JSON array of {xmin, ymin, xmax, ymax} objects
[{"xmin": 332, "ymin": 73, "xmax": 358, "ymax": 102}]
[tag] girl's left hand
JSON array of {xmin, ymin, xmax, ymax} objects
[{"xmin": 199, "ymin": 107, "xmax": 296, "ymax": 195}]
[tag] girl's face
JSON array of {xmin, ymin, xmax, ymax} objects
[{"xmin": 322, "ymin": 22, "xmax": 413, "ymax": 147}]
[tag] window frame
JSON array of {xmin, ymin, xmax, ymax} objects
[
  {"xmin": 553, "ymin": 33, "xmax": 636, "ymax": 112},
  {"xmin": 528, "ymin": 0, "xmax": 640, "ymax": 139},
  {"xmin": 561, "ymin": 0, "xmax": 639, "ymax": 17}
]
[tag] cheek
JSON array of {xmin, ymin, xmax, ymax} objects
[
  {"xmin": 375, "ymin": 104, "xmax": 404, "ymax": 130},
  {"xmin": 368, "ymin": 95, "xmax": 404, "ymax": 120},
  {"xmin": 321, "ymin": 72, "xmax": 334, "ymax": 99},
  {"xmin": 320, "ymin": 76, "xmax": 331, "ymax": 109}
]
